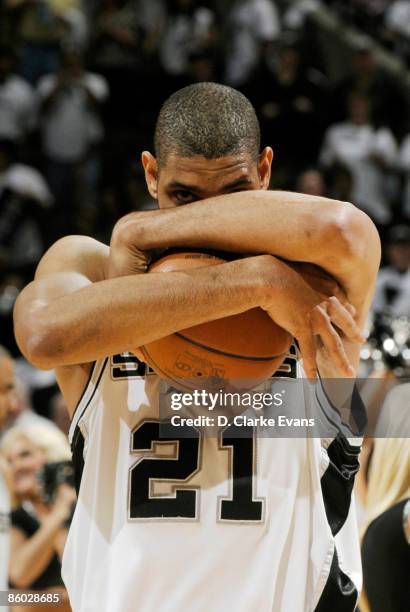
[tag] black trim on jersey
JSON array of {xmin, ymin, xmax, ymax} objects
[
  {"xmin": 320, "ymin": 434, "xmax": 360, "ymax": 537},
  {"xmin": 315, "ymin": 391, "xmax": 359, "ymax": 439},
  {"xmin": 71, "ymin": 426, "xmax": 85, "ymax": 495},
  {"xmin": 74, "ymin": 358, "xmax": 108, "ymax": 428},
  {"xmin": 318, "ymin": 377, "xmax": 367, "ymax": 437},
  {"xmin": 315, "ymin": 391, "xmax": 350, "ymax": 437},
  {"xmin": 314, "ymin": 549, "xmax": 358, "ymax": 612},
  {"xmin": 70, "ymin": 358, "xmax": 108, "ymax": 493},
  {"xmin": 69, "ymin": 361, "xmax": 96, "ymax": 426},
  {"xmin": 317, "ymin": 381, "xmax": 363, "ymax": 541}
]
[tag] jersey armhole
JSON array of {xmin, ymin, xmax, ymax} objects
[{"xmin": 69, "ymin": 358, "xmax": 108, "ymax": 443}]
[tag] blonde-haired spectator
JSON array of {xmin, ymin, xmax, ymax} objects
[
  {"xmin": 1, "ymin": 425, "xmax": 75, "ymax": 612},
  {"xmin": 360, "ymin": 384, "xmax": 410, "ymax": 612},
  {"xmin": 0, "ymin": 344, "xmax": 13, "ymax": 599}
]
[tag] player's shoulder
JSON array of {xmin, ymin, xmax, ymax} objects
[{"xmin": 35, "ymin": 235, "xmax": 110, "ymax": 283}]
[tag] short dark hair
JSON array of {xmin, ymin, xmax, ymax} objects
[{"xmin": 154, "ymin": 82, "xmax": 261, "ymax": 165}]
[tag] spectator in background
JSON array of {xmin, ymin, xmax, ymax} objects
[
  {"xmin": 324, "ymin": 162, "xmax": 354, "ymax": 203},
  {"xmin": 5, "ymin": 0, "xmax": 68, "ymax": 85},
  {"xmin": 282, "ymin": 0, "xmax": 320, "ymax": 31},
  {"xmin": 0, "ymin": 454, "xmax": 10, "ymax": 597},
  {"xmin": 59, "ymin": 1, "xmax": 89, "ymax": 54},
  {"xmin": 0, "ymin": 46, "xmax": 36, "ymax": 144},
  {"xmin": 248, "ymin": 36, "xmax": 329, "ymax": 186},
  {"xmin": 0, "ymin": 347, "xmax": 60, "ymax": 436},
  {"xmin": 92, "ymin": 0, "xmax": 143, "ymax": 78},
  {"xmin": 320, "ymin": 92, "xmax": 397, "ymax": 225},
  {"xmin": 360, "ymin": 383, "xmax": 410, "ymax": 612},
  {"xmin": 398, "ymin": 131, "xmax": 410, "ymax": 219},
  {"xmin": 185, "ymin": 50, "xmax": 219, "ymax": 84},
  {"xmin": 136, "ymin": 0, "xmax": 166, "ymax": 62},
  {"xmin": 6, "ymin": 379, "xmax": 65, "ymax": 435},
  {"xmin": 385, "ymin": 0, "xmax": 410, "ymax": 35},
  {"xmin": 0, "ymin": 1, "xmax": 14, "ymax": 47},
  {"xmin": 224, "ymin": 0, "xmax": 280, "ymax": 87},
  {"xmin": 159, "ymin": 0, "xmax": 216, "ymax": 84},
  {"xmin": 348, "ymin": 0, "xmax": 390, "ymax": 37},
  {"xmin": 1, "ymin": 425, "xmax": 75, "ymax": 610},
  {"xmin": 0, "ymin": 345, "xmax": 14, "ymax": 599},
  {"xmin": 296, "ymin": 167, "xmax": 326, "ymax": 197},
  {"xmin": 331, "ymin": 44, "xmax": 408, "ymax": 139},
  {"xmin": 0, "ymin": 139, "xmax": 52, "ymax": 279},
  {"xmin": 384, "ymin": 0, "xmax": 410, "ymax": 62},
  {"xmin": 0, "ymin": 346, "xmax": 18, "ymax": 431},
  {"xmin": 371, "ymin": 225, "xmax": 410, "ymax": 317},
  {"xmin": 91, "ymin": 0, "xmax": 161, "ymax": 177},
  {"xmin": 37, "ymin": 50, "xmax": 108, "ymax": 239}
]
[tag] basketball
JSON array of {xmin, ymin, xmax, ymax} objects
[{"xmin": 139, "ymin": 251, "xmax": 292, "ymax": 391}]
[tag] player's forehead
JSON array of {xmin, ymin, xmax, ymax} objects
[{"xmin": 159, "ymin": 153, "xmax": 259, "ymax": 191}]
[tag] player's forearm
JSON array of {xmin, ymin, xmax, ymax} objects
[
  {"xmin": 15, "ymin": 256, "xmax": 272, "ymax": 369},
  {"xmin": 115, "ymin": 191, "xmax": 366, "ymax": 271}
]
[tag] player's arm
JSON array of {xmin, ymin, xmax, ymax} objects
[
  {"xmin": 111, "ymin": 191, "xmax": 380, "ymax": 308},
  {"xmin": 13, "ymin": 235, "xmax": 268, "ymax": 368},
  {"xmin": 14, "ymin": 235, "xmax": 361, "ymax": 378},
  {"xmin": 111, "ymin": 192, "xmax": 380, "ymax": 374}
]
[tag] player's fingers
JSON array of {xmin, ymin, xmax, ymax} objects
[
  {"xmin": 297, "ymin": 328, "xmax": 318, "ymax": 381},
  {"xmin": 326, "ymin": 297, "xmax": 364, "ymax": 343},
  {"xmin": 323, "ymin": 285, "xmax": 355, "ymax": 314},
  {"xmin": 345, "ymin": 302, "xmax": 357, "ymax": 317},
  {"xmin": 311, "ymin": 305, "xmax": 355, "ymax": 376},
  {"xmin": 327, "ymin": 283, "xmax": 348, "ymax": 305}
]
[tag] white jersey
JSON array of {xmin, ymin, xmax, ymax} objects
[
  {"xmin": 0, "ymin": 468, "xmax": 10, "ymax": 593},
  {"xmin": 62, "ymin": 348, "xmax": 363, "ymax": 612}
]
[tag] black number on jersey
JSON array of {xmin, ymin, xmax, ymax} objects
[
  {"xmin": 219, "ymin": 425, "xmax": 263, "ymax": 521},
  {"xmin": 129, "ymin": 421, "xmax": 200, "ymax": 519},
  {"xmin": 129, "ymin": 422, "xmax": 263, "ymax": 522},
  {"xmin": 111, "ymin": 353, "xmax": 155, "ymax": 379}
]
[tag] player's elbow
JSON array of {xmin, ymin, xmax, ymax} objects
[
  {"xmin": 14, "ymin": 313, "xmax": 62, "ymax": 371},
  {"xmin": 22, "ymin": 328, "xmax": 61, "ymax": 370},
  {"xmin": 326, "ymin": 202, "xmax": 381, "ymax": 268},
  {"xmin": 13, "ymin": 293, "xmax": 64, "ymax": 370}
]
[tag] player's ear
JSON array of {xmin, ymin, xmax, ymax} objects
[
  {"xmin": 258, "ymin": 147, "xmax": 273, "ymax": 190},
  {"xmin": 141, "ymin": 151, "xmax": 158, "ymax": 199}
]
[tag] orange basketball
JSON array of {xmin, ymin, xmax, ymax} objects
[{"xmin": 139, "ymin": 251, "xmax": 292, "ymax": 391}]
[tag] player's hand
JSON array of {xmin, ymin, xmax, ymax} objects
[
  {"xmin": 109, "ymin": 215, "xmax": 151, "ymax": 361},
  {"xmin": 259, "ymin": 257, "xmax": 365, "ymax": 379},
  {"xmin": 108, "ymin": 214, "xmax": 152, "ymax": 278},
  {"xmin": 287, "ymin": 262, "xmax": 356, "ymax": 313}
]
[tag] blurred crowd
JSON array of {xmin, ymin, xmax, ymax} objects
[
  {"xmin": 325, "ymin": 0, "xmax": 410, "ymax": 63},
  {"xmin": 0, "ymin": 0, "xmax": 407, "ymax": 366},
  {"xmin": 0, "ymin": 1, "xmax": 409, "ymax": 609}
]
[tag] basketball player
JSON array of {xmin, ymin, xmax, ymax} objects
[
  {"xmin": 13, "ymin": 84, "xmax": 380, "ymax": 611},
  {"xmin": 0, "ymin": 346, "xmax": 17, "ymax": 597}
]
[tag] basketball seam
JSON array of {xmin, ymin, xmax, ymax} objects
[{"xmin": 174, "ymin": 332, "xmax": 287, "ymax": 362}]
